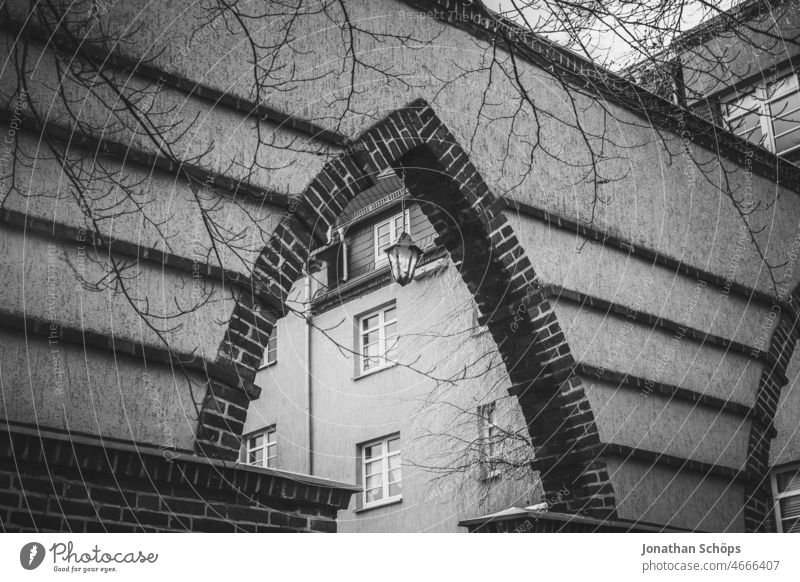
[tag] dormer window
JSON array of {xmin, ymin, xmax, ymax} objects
[{"xmin": 374, "ymin": 210, "xmax": 410, "ymax": 268}]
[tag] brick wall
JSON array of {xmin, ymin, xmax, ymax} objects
[
  {"xmin": 212, "ymin": 99, "xmax": 616, "ymax": 517},
  {"xmin": 0, "ymin": 424, "xmax": 357, "ymax": 533}
]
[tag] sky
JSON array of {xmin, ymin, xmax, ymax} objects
[{"xmin": 480, "ymin": 0, "xmax": 739, "ymax": 68}]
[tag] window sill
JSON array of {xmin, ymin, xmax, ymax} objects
[
  {"xmin": 258, "ymin": 361, "xmax": 277, "ymax": 371},
  {"xmin": 353, "ymin": 362, "xmax": 397, "ymax": 381},
  {"xmin": 354, "ymin": 497, "xmax": 403, "ymax": 514}
]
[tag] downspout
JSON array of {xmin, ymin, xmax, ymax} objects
[
  {"xmin": 305, "ymin": 266, "xmax": 313, "ymax": 475},
  {"xmin": 337, "ymin": 227, "xmax": 349, "ymax": 282}
]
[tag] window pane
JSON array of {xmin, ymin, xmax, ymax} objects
[
  {"xmin": 366, "ymin": 474, "xmax": 383, "ymax": 490},
  {"xmin": 266, "ymin": 455, "xmax": 275, "ymax": 468},
  {"xmin": 771, "ymin": 91, "xmax": 800, "ymax": 117},
  {"xmin": 365, "ymin": 460, "xmax": 382, "ymax": 477},
  {"xmin": 389, "ymin": 483, "xmax": 402, "ymax": 497},
  {"xmin": 249, "ymin": 448, "xmax": 263, "ymax": 464},
  {"xmin": 388, "ymin": 468, "xmax": 401, "ymax": 484},
  {"xmin": 775, "ymin": 128, "xmax": 800, "ymax": 154},
  {"xmin": 362, "ymin": 315, "xmax": 379, "ymax": 330},
  {"xmin": 362, "ymin": 342, "xmax": 380, "ymax": 369},
  {"xmin": 782, "ymin": 517, "xmax": 800, "ymax": 532},
  {"xmin": 388, "ymin": 454, "xmax": 401, "ymax": 470},
  {"xmin": 365, "ymin": 442, "xmax": 383, "ymax": 459},
  {"xmin": 384, "ymin": 307, "xmax": 396, "ymax": 322},
  {"xmin": 384, "ymin": 322, "xmax": 397, "ymax": 338},
  {"xmin": 250, "ymin": 435, "xmax": 263, "ymax": 448},
  {"xmin": 729, "ymin": 112, "xmax": 762, "ymax": 142},
  {"xmin": 366, "ymin": 487, "xmax": 383, "ymax": 503},
  {"xmin": 363, "ymin": 329, "xmax": 379, "ymax": 346},
  {"xmin": 388, "ymin": 437, "xmax": 400, "ymax": 453},
  {"xmin": 780, "ymin": 495, "xmax": 800, "ymax": 520},
  {"xmin": 376, "ymin": 223, "xmax": 390, "ymax": 237}
]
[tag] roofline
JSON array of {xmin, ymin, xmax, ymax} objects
[
  {"xmin": 1, "ymin": 420, "xmax": 361, "ymax": 493},
  {"xmin": 399, "ymin": 0, "xmax": 800, "ymax": 194}
]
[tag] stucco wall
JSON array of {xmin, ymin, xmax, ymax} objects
[{"xmin": 247, "ymin": 266, "xmax": 540, "ymax": 532}]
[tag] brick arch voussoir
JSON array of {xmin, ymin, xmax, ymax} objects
[
  {"xmin": 744, "ymin": 291, "xmax": 800, "ymax": 531},
  {"xmin": 195, "ymin": 99, "xmax": 617, "ymax": 518}
]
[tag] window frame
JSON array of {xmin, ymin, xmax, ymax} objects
[
  {"xmin": 241, "ymin": 426, "xmax": 277, "ymax": 469},
  {"xmin": 722, "ymin": 72, "xmax": 800, "ymax": 162},
  {"xmin": 771, "ymin": 462, "xmax": 800, "ymax": 533},
  {"xmin": 373, "ymin": 209, "xmax": 411, "ymax": 268},
  {"xmin": 359, "ymin": 434, "xmax": 402, "ymax": 510},
  {"xmin": 260, "ymin": 326, "xmax": 278, "ymax": 368},
  {"xmin": 356, "ymin": 303, "xmax": 398, "ymax": 376}
]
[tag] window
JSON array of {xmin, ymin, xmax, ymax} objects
[
  {"xmin": 358, "ymin": 304, "xmax": 398, "ymax": 374},
  {"xmin": 241, "ymin": 427, "xmax": 276, "ymax": 469},
  {"xmin": 772, "ymin": 464, "xmax": 800, "ymax": 532},
  {"xmin": 360, "ymin": 435, "xmax": 402, "ymax": 508},
  {"xmin": 261, "ymin": 327, "xmax": 277, "ymax": 368},
  {"xmin": 374, "ymin": 210, "xmax": 410, "ymax": 267},
  {"xmin": 723, "ymin": 73, "xmax": 800, "ymax": 163},
  {"xmin": 478, "ymin": 402, "xmax": 500, "ymax": 479}
]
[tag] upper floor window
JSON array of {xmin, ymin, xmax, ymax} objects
[
  {"xmin": 358, "ymin": 304, "xmax": 398, "ymax": 374},
  {"xmin": 478, "ymin": 402, "xmax": 500, "ymax": 479},
  {"xmin": 241, "ymin": 426, "xmax": 276, "ymax": 469},
  {"xmin": 261, "ymin": 327, "xmax": 277, "ymax": 368},
  {"xmin": 360, "ymin": 434, "xmax": 402, "ymax": 509},
  {"xmin": 772, "ymin": 463, "xmax": 800, "ymax": 532},
  {"xmin": 374, "ymin": 210, "xmax": 410, "ymax": 267},
  {"xmin": 723, "ymin": 73, "xmax": 800, "ymax": 163}
]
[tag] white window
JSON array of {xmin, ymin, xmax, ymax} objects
[
  {"xmin": 772, "ymin": 463, "xmax": 800, "ymax": 532},
  {"xmin": 261, "ymin": 327, "xmax": 277, "ymax": 368},
  {"xmin": 478, "ymin": 402, "xmax": 500, "ymax": 478},
  {"xmin": 723, "ymin": 73, "xmax": 800, "ymax": 163},
  {"xmin": 242, "ymin": 427, "xmax": 276, "ymax": 469},
  {"xmin": 374, "ymin": 210, "xmax": 410, "ymax": 267},
  {"xmin": 358, "ymin": 304, "xmax": 398, "ymax": 374},
  {"xmin": 361, "ymin": 435, "xmax": 402, "ymax": 508}
]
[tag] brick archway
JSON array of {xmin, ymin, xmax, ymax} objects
[
  {"xmin": 744, "ymin": 292, "xmax": 800, "ymax": 531},
  {"xmin": 195, "ymin": 99, "xmax": 617, "ymax": 518}
]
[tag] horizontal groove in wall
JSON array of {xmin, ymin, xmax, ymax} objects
[
  {"xmin": 0, "ymin": 108, "xmax": 294, "ymax": 211},
  {"xmin": 1, "ymin": 20, "xmax": 348, "ymax": 148},
  {"xmin": 601, "ymin": 442, "xmax": 755, "ymax": 484},
  {"xmin": 547, "ymin": 284, "xmax": 770, "ymax": 364},
  {"xmin": 0, "ymin": 309, "xmax": 261, "ymax": 400},
  {"xmin": 0, "ymin": 207, "xmax": 285, "ymax": 314},
  {"xmin": 504, "ymin": 199, "xmax": 779, "ymax": 309},
  {"xmin": 576, "ymin": 363, "xmax": 776, "ymax": 439}
]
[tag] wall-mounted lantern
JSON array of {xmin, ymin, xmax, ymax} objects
[{"xmin": 384, "ymin": 232, "xmax": 423, "ymax": 286}]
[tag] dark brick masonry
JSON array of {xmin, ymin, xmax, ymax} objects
[
  {"xmin": 743, "ymin": 294, "xmax": 800, "ymax": 532},
  {"xmin": 197, "ymin": 99, "xmax": 618, "ymax": 519},
  {"xmin": 0, "ymin": 423, "xmax": 358, "ymax": 533}
]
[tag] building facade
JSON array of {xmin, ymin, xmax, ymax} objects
[{"xmin": 2, "ymin": 0, "xmax": 800, "ymax": 533}]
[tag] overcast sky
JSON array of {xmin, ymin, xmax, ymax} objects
[{"xmin": 480, "ymin": 0, "xmax": 737, "ymax": 68}]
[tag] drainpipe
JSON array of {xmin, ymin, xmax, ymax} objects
[
  {"xmin": 337, "ymin": 227, "xmax": 349, "ymax": 282},
  {"xmin": 304, "ymin": 266, "xmax": 314, "ymax": 475}
]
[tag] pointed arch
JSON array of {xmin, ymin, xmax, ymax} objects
[{"xmin": 196, "ymin": 99, "xmax": 617, "ymax": 518}]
